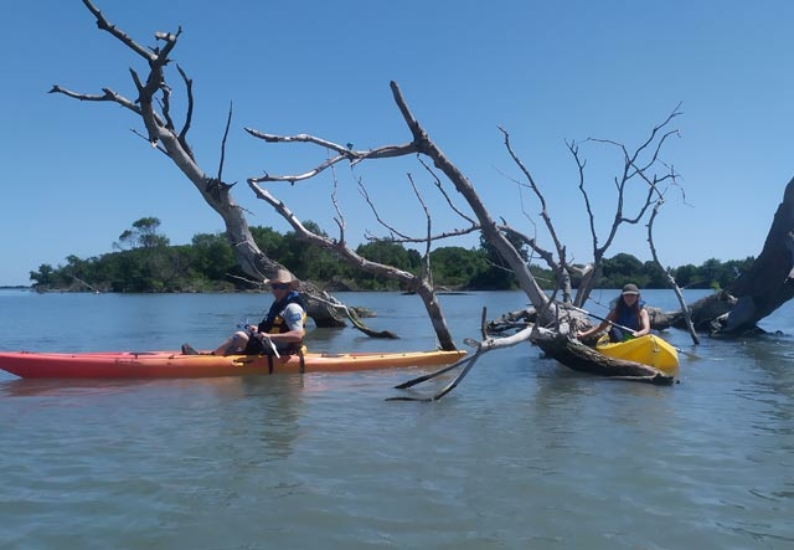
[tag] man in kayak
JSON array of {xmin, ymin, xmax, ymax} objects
[
  {"xmin": 576, "ymin": 283, "xmax": 651, "ymax": 342},
  {"xmin": 182, "ymin": 269, "xmax": 308, "ymax": 356}
]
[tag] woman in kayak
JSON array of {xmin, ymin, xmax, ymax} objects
[
  {"xmin": 576, "ymin": 283, "xmax": 651, "ymax": 342},
  {"xmin": 182, "ymin": 269, "xmax": 308, "ymax": 356}
]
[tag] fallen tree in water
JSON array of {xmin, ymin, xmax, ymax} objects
[{"xmin": 489, "ymin": 176, "xmax": 794, "ymax": 343}]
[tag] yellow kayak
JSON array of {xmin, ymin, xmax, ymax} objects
[{"xmin": 595, "ymin": 334, "xmax": 679, "ymax": 373}]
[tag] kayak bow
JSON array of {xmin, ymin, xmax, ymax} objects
[{"xmin": 595, "ymin": 335, "xmax": 679, "ymax": 373}]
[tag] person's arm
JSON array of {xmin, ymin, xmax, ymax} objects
[
  {"xmin": 633, "ymin": 308, "xmax": 651, "ymax": 337},
  {"xmin": 261, "ymin": 328, "xmax": 303, "ymax": 346},
  {"xmin": 576, "ymin": 317, "xmax": 609, "ymax": 339}
]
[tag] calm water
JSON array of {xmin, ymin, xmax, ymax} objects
[{"xmin": 1, "ymin": 289, "xmax": 792, "ymax": 549}]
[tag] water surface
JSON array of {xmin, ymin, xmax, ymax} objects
[{"xmin": 1, "ymin": 289, "xmax": 792, "ymax": 549}]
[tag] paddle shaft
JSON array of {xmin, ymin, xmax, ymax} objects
[
  {"xmin": 239, "ymin": 322, "xmax": 281, "ymax": 358},
  {"xmin": 264, "ymin": 337, "xmax": 280, "ymax": 359},
  {"xmin": 568, "ymin": 305, "xmax": 637, "ymax": 335},
  {"xmin": 585, "ymin": 311, "xmax": 637, "ymax": 335}
]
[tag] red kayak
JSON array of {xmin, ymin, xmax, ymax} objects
[{"xmin": 0, "ymin": 349, "xmax": 467, "ymax": 379}]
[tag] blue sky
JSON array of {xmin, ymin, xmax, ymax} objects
[{"xmin": 2, "ymin": 1, "xmax": 793, "ymax": 286}]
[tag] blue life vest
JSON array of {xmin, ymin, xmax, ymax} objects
[
  {"xmin": 609, "ymin": 300, "xmax": 645, "ymax": 342},
  {"xmin": 615, "ymin": 299, "xmax": 645, "ymax": 331}
]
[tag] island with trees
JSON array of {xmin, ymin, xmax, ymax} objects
[{"xmin": 29, "ymin": 216, "xmax": 754, "ymax": 297}]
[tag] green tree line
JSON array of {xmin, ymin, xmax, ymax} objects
[{"xmin": 28, "ymin": 218, "xmax": 755, "ymax": 294}]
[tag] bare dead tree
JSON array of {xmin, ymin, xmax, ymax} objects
[
  {"xmin": 569, "ymin": 108, "xmax": 684, "ymax": 306},
  {"xmin": 243, "ymin": 83, "xmax": 560, "ymax": 354},
  {"xmin": 242, "ymin": 81, "xmax": 694, "ymax": 381},
  {"xmin": 478, "ymin": 108, "xmax": 689, "ymax": 344},
  {"xmin": 51, "ymin": 0, "xmax": 401, "ymax": 332}
]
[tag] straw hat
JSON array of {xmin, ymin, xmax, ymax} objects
[{"xmin": 264, "ymin": 269, "xmax": 300, "ymax": 290}]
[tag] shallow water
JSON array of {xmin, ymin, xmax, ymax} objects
[{"xmin": 1, "ymin": 289, "xmax": 792, "ymax": 549}]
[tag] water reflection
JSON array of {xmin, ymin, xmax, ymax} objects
[
  {"xmin": 235, "ymin": 375, "xmax": 305, "ymax": 463},
  {"xmin": 727, "ymin": 335, "xmax": 794, "ymax": 436},
  {"xmin": 0, "ymin": 377, "xmax": 158, "ymax": 399}
]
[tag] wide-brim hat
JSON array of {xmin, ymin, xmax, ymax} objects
[
  {"xmin": 622, "ymin": 283, "xmax": 640, "ymax": 295},
  {"xmin": 264, "ymin": 268, "xmax": 300, "ymax": 290}
]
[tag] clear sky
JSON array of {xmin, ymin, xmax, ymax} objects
[{"xmin": 2, "ymin": 1, "xmax": 793, "ymax": 286}]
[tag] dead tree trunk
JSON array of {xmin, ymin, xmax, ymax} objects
[
  {"xmin": 720, "ymin": 176, "xmax": 794, "ymax": 333},
  {"xmin": 646, "ymin": 177, "xmax": 794, "ymax": 336}
]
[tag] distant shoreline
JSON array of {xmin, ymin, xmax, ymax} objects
[{"xmin": 0, "ymin": 286, "xmax": 30, "ymax": 290}]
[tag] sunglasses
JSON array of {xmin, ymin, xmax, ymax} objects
[{"xmin": 270, "ymin": 283, "xmax": 289, "ymax": 290}]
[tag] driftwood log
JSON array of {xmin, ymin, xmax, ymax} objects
[
  {"xmin": 482, "ymin": 312, "xmax": 674, "ymax": 383},
  {"xmin": 536, "ymin": 335, "xmax": 675, "ymax": 386}
]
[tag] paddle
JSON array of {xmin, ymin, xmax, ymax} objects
[
  {"xmin": 238, "ymin": 322, "xmax": 280, "ymax": 358},
  {"xmin": 263, "ymin": 336, "xmax": 280, "ymax": 359},
  {"xmin": 570, "ymin": 305, "xmax": 701, "ymax": 360}
]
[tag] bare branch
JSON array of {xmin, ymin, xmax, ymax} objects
[
  {"xmin": 498, "ymin": 225, "xmax": 557, "ymax": 271},
  {"xmin": 244, "ymin": 129, "xmax": 418, "ymax": 184},
  {"xmin": 406, "ymin": 173, "xmax": 434, "ymax": 281},
  {"xmin": 176, "ymin": 64, "xmax": 195, "ymax": 149},
  {"xmin": 217, "ymin": 102, "xmax": 233, "ymax": 182},
  {"xmin": 81, "ymin": 0, "xmax": 159, "ymax": 62},
  {"xmin": 648, "ymin": 198, "xmax": 699, "ymax": 345},
  {"xmin": 388, "ymin": 81, "xmax": 550, "ymax": 312},
  {"xmin": 328, "ymin": 160, "xmax": 347, "ymax": 245},
  {"xmin": 130, "ymin": 129, "xmax": 169, "ymax": 155},
  {"xmin": 497, "ymin": 126, "xmax": 579, "ymax": 299},
  {"xmin": 568, "ymin": 140, "xmax": 600, "ymax": 257},
  {"xmin": 357, "ymin": 176, "xmax": 413, "ymax": 240},
  {"xmin": 48, "ymin": 85, "xmax": 143, "ymax": 117},
  {"xmin": 368, "ymin": 225, "xmax": 483, "ymax": 245},
  {"xmin": 246, "ymin": 176, "xmax": 457, "ymax": 350},
  {"xmin": 571, "ymin": 105, "xmax": 683, "ymax": 303},
  {"xmin": 159, "ymin": 80, "xmax": 175, "ymax": 132},
  {"xmin": 417, "ymin": 157, "xmax": 477, "ymax": 226},
  {"xmin": 499, "ymin": 126, "xmax": 566, "ymax": 261},
  {"xmin": 248, "ymin": 178, "xmax": 415, "ymax": 282}
]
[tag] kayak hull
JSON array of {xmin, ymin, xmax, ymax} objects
[
  {"xmin": 0, "ymin": 349, "xmax": 467, "ymax": 379},
  {"xmin": 595, "ymin": 334, "xmax": 679, "ymax": 373}
]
